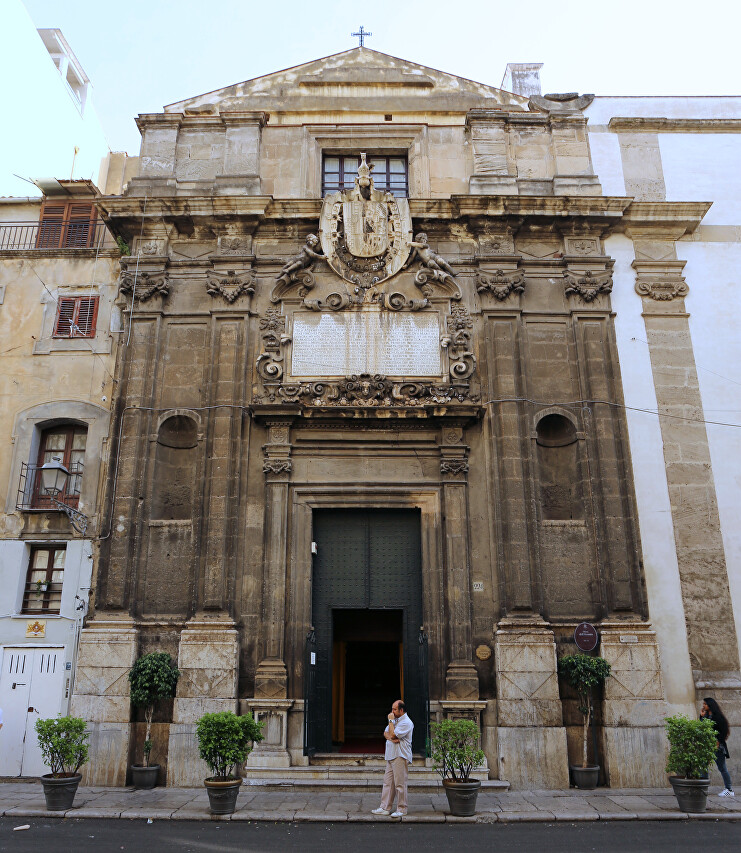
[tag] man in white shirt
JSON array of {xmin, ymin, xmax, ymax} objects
[{"xmin": 371, "ymin": 699, "xmax": 414, "ymax": 818}]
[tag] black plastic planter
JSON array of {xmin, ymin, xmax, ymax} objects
[
  {"xmin": 41, "ymin": 773, "xmax": 82, "ymax": 811},
  {"xmin": 204, "ymin": 776, "xmax": 242, "ymax": 815},
  {"xmin": 669, "ymin": 776, "xmax": 710, "ymax": 813},
  {"xmin": 442, "ymin": 778, "xmax": 481, "ymax": 816},
  {"xmin": 131, "ymin": 764, "xmax": 159, "ymax": 790}
]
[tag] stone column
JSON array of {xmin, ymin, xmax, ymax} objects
[
  {"xmin": 494, "ymin": 618, "xmax": 569, "ymax": 789},
  {"xmin": 633, "ymin": 253, "xmax": 741, "ymax": 708},
  {"xmin": 599, "ymin": 621, "xmax": 667, "ymax": 787},
  {"xmin": 69, "ymin": 617, "xmax": 138, "ymax": 786},
  {"xmin": 200, "ymin": 318, "xmax": 244, "ymax": 610},
  {"xmin": 167, "ymin": 613, "xmax": 239, "ymax": 786},
  {"xmin": 440, "ymin": 430, "xmax": 479, "ymax": 700},
  {"xmin": 254, "ymin": 421, "xmax": 293, "ymax": 699},
  {"xmin": 466, "ymin": 111, "xmax": 518, "ymax": 195},
  {"xmin": 550, "ymin": 114, "xmax": 602, "ymax": 196},
  {"xmin": 216, "ymin": 111, "xmax": 267, "ymax": 195}
]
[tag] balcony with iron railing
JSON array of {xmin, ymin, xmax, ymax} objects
[
  {"xmin": 17, "ymin": 461, "xmax": 84, "ymax": 511},
  {"xmin": 0, "ymin": 221, "xmax": 115, "ymax": 251}
]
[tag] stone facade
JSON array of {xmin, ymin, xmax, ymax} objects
[{"xmin": 62, "ymin": 49, "xmax": 741, "ymax": 789}]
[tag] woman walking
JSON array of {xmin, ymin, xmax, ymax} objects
[{"xmin": 701, "ymin": 697, "xmax": 734, "ymax": 796}]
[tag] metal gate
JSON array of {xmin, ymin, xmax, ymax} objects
[
  {"xmin": 0, "ymin": 647, "xmax": 65, "ymax": 776},
  {"xmin": 308, "ymin": 509, "xmax": 427, "ymax": 754}
]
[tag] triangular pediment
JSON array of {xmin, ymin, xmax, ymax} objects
[{"xmin": 165, "ymin": 48, "xmax": 529, "ymax": 115}]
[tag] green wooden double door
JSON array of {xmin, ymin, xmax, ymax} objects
[{"xmin": 306, "ymin": 509, "xmax": 427, "ymax": 755}]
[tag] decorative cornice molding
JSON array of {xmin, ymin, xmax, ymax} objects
[{"xmin": 609, "ymin": 117, "xmax": 741, "ymax": 134}]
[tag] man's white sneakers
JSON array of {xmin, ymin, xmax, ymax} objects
[
  {"xmin": 390, "ymin": 810, "xmax": 407, "ymax": 818},
  {"xmin": 719, "ymin": 789, "xmax": 735, "ymax": 797},
  {"xmin": 371, "ymin": 808, "xmax": 391, "ymax": 815}
]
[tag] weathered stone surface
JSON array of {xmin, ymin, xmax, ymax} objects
[{"xmin": 497, "ymin": 727, "xmax": 570, "ymax": 790}]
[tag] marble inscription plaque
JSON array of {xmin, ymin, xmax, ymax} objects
[{"xmin": 291, "ymin": 310, "xmax": 442, "ymax": 377}]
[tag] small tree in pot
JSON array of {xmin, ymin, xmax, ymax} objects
[
  {"xmin": 128, "ymin": 652, "xmax": 180, "ymax": 789},
  {"xmin": 430, "ymin": 717, "xmax": 486, "ymax": 816},
  {"xmin": 195, "ymin": 711, "xmax": 263, "ymax": 815},
  {"xmin": 558, "ymin": 653, "xmax": 611, "ymax": 789},
  {"xmin": 35, "ymin": 716, "xmax": 89, "ymax": 810},
  {"xmin": 665, "ymin": 714, "xmax": 718, "ymax": 813}
]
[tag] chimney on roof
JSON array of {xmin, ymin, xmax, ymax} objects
[{"xmin": 501, "ymin": 63, "xmax": 543, "ymax": 98}]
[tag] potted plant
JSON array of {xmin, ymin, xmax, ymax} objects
[
  {"xmin": 195, "ymin": 711, "xmax": 263, "ymax": 815},
  {"xmin": 665, "ymin": 714, "xmax": 718, "ymax": 813},
  {"xmin": 128, "ymin": 652, "xmax": 180, "ymax": 789},
  {"xmin": 430, "ymin": 717, "xmax": 486, "ymax": 816},
  {"xmin": 34, "ymin": 716, "xmax": 89, "ymax": 810},
  {"xmin": 558, "ymin": 653, "xmax": 611, "ymax": 789}
]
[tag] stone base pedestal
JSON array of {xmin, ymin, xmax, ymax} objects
[
  {"xmin": 69, "ymin": 616, "xmax": 138, "ymax": 787},
  {"xmin": 167, "ymin": 614, "xmax": 239, "ymax": 786},
  {"xmin": 470, "ymin": 175, "xmax": 518, "ymax": 195},
  {"xmin": 241, "ymin": 699, "xmax": 294, "ymax": 768},
  {"xmin": 445, "ymin": 659, "xmax": 480, "ymax": 700},
  {"xmin": 494, "ymin": 618, "xmax": 568, "ymax": 789},
  {"xmin": 600, "ymin": 621, "xmax": 667, "ymax": 788},
  {"xmin": 254, "ymin": 658, "xmax": 288, "ymax": 699}
]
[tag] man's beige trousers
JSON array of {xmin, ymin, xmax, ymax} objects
[{"xmin": 380, "ymin": 756, "xmax": 408, "ymax": 812}]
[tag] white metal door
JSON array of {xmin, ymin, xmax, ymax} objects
[{"xmin": 0, "ymin": 648, "xmax": 65, "ymax": 777}]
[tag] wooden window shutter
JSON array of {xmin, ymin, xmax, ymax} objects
[
  {"xmin": 66, "ymin": 203, "xmax": 96, "ymax": 248},
  {"xmin": 54, "ymin": 298, "xmax": 77, "ymax": 337},
  {"xmin": 37, "ymin": 202, "xmax": 67, "ymax": 248},
  {"xmin": 75, "ymin": 296, "xmax": 99, "ymax": 337}
]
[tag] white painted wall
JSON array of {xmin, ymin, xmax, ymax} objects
[
  {"xmin": 590, "ymin": 97, "xmax": 741, "ymax": 679},
  {"xmin": 608, "ymin": 234, "xmax": 695, "ymax": 714},
  {"xmin": 0, "ymin": 0, "xmax": 110, "ymax": 197}
]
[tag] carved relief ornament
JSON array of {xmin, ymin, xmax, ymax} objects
[
  {"xmin": 120, "ymin": 270, "xmax": 170, "ymax": 302},
  {"xmin": 443, "ymin": 305, "xmax": 476, "ymax": 380},
  {"xmin": 263, "ymin": 459, "xmax": 292, "ymax": 474},
  {"xmin": 635, "ymin": 278, "xmax": 689, "ymax": 301},
  {"xmin": 476, "ymin": 270, "xmax": 525, "ymax": 301},
  {"xmin": 319, "ymin": 153, "xmax": 413, "ymax": 290},
  {"xmin": 256, "ymin": 307, "xmax": 290, "ymax": 381},
  {"xmin": 440, "ymin": 458, "xmax": 469, "ymax": 475},
  {"xmin": 206, "ymin": 269, "xmax": 256, "ymax": 303},
  {"xmin": 564, "ymin": 269, "xmax": 613, "ymax": 302}
]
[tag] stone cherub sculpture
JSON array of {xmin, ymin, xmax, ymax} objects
[
  {"xmin": 277, "ymin": 234, "xmax": 324, "ymax": 285},
  {"xmin": 404, "ymin": 232, "xmax": 457, "ymax": 287}
]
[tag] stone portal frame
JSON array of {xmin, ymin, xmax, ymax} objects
[
  {"xmin": 286, "ymin": 488, "xmax": 447, "ymax": 701},
  {"xmin": 298, "ymin": 125, "xmax": 431, "ymax": 199}
]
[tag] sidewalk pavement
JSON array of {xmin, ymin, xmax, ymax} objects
[{"xmin": 2, "ymin": 782, "xmax": 741, "ymax": 823}]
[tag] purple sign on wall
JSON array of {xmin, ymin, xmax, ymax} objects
[{"xmin": 574, "ymin": 622, "xmax": 599, "ymax": 652}]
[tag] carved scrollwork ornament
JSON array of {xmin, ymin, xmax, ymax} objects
[
  {"xmin": 265, "ymin": 374, "xmax": 479, "ymax": 408},
  {"xmin": 263, "ymin": 459, "xmax": 292, "ymax": 475},
  {"xmin": 444, "ymin": 305, "xmax": 476, "ymax": 381},
  {"xmin": 256, "ymin": 307, "xmax": 290, "ymax": 381},
  {"xmin": 564, "ymin": 270, "xmax": 613, "ymax": 302},
  {"xmin": 635, "ymin": 278, "xmax": 689, "ymax": 301},
  {"xmin": 476, "ymin": 270, "xmax": 525, "ymax": 301},
  {"xmin": 377, "ymin": 291, "xmax": 429, "ymax": 312},
  {"xmin": 440, "ymin": 458, "xmax": 469, "ymax": 476},
  {"xmin": 120, "ymin": 270, "xmax": 170, "ymax": 302},
  {"xmin": 206, "ymin": 269, "xmax": 256, "ymax": 303}
]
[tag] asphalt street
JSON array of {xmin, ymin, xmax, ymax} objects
[{"xmin": 1, "ymin": 818, "xmax": 740, "ymax": 853}]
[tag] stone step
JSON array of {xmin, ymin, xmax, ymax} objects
[{"xmin": 241, "ymin": 764, "xmax": 504, "ymax": 793}]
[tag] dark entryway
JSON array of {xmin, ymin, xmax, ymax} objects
[
  {"xmin": 306, "ymin": 509, "xmax": 426, "ymax": 755},
  {"xmin": 333, "ymin": 610, "xmax": 402, "ymax": 753}
]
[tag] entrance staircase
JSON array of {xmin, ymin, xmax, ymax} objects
[{"xmin": 242, "ymin": 754, "xmax": 508, "ymax": 793}]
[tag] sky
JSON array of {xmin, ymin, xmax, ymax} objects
[{"xmin": 20, "ymin": 0, "xmax": 741, "ymax": 155}]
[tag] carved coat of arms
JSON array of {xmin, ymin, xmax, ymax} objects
[{"xmin": 319, "ymin": 153, "xmax": 412, "ymax": 290}]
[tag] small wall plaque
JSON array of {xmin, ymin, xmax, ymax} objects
[
  {"xmin": 574, "ymin": 621, "xmax": 598, "ymax": 652},
  {"xmin": 475, "ymin": 644, "xmax": 492, "ymax": 661},
  {"xmin": 26, "ymin": 620, "xmax": 46, "ymax": 638},
  {"xmin": 472, "ymin": 581, "xmax": 484, "ymax": 592},
  {"xmin": 619, "ymin": 634, "xmax": 638, "ymax": 644}
]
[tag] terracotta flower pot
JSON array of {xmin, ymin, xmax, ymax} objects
[
  {"xmin": 669, "ymin": 776, "xmax": 710, "ymax": 813},
  {"xmin": 571, "ymin": 764, "xmax": 600, "ymax": 789},
  {"xmin": 204, "ymin": 776, "xmax": 242, "ymax": 815},
  {"xmin": 131, "ymin": 764, "xmax": 159, "ymax": 790},
  {"xmin": 442, "ymin": 778, "xmax": 481, "ymax": 816},
  {"xmin": 40, "ymin": 773, "xmax": 82, "ymax": 811}
]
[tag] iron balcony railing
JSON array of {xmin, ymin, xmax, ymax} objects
[
  {"xmin": 0, "ymin": 221, "xmax": 115, "ymax": 251},
  {"xmin": 17, "ymin": 461, "xmax": 84, "ymax": 511}
]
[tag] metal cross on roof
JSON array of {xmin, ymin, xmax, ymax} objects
[{"xmin": 351, "ymin": 26, "xmax": 372, "ymax": 47}]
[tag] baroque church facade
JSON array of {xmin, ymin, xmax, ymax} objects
[{"xmin": 66, "ymin": 48, "xmax": 741, "ymax": 789}]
